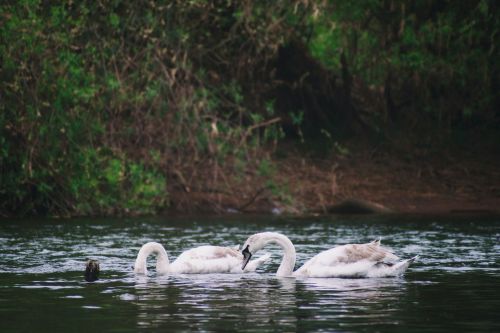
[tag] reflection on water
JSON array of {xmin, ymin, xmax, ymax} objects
[
  {"xmin": 0, "ymin": 215, "xmax": 499, "ymax": 332},
  {"xmin": 129, "ymin": 274, "xmax": 301, "ymax": 331}
]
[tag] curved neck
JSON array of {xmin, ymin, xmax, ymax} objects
[
  {"xmin": 134, "ymin": 242, "xmax": 170, "ymax": 274},
  {"xmin": 261, "ymin": 233, "xmax": 296, "ymax": 277}
]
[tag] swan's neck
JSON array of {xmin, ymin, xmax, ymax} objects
[
  {"xmin": 262, "ymin": 233, "xmax": 296, "ymax": 277},
  {"xmin": 134, "ymin": 242, "xmax": 170, "ymax": 274}
]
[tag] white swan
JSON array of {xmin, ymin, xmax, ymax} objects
[
  {"xmin": 241, "ymin": 232, "xmax": 417, "ymax": 278},
  {"xmin": 134, "ymin": 242, "xmax": 271, "ymax": 275}
]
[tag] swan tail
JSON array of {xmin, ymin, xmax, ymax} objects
[
  {"xmin": 408, "ymin": 255, "xmax": 419, "ymax": 263},
  {"xmin": 243, "ymin": 253, "xmax": 271, "ymax": 272},
  {"xmin": 391, "ymin": 255, "xmax": 419, "ymax": 275}
]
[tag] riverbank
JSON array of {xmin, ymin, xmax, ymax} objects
[{"xmin": 167, "ymin": 139, "xmax": 500, "ymax": 216}]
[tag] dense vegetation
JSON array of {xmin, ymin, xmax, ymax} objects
[{"xmin": 1, "ymin": 0, "xmax": 498, "ymax": 216}]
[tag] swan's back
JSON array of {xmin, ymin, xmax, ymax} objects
[
  {"xmin": 169, "ymin": 246, "xmax": 243, "ymax": 274},
  {"xmin": 177, "ymin": 246, "xmax": 241, "ymax": 261}
]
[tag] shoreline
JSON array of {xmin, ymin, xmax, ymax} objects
[
  {"xmin": 2, "ymin": 141, "xmax": 499, "ymax": 219},
  {"xmin": 166, "ymin": 141, "xmax": 500, "ymax": 217}
]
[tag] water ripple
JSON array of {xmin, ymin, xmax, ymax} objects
[{"xmin": 0, "ymin": 216, "xmax": 499, "ymax": 332}]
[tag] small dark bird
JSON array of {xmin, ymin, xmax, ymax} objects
[{"xmin": 84, "ymin": 259, "xmax": 100, "ymax": 282}]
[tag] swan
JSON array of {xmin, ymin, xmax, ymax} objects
[
  {"xmin": 241, "ymin": 232, "xmax": 418, "ymax": 278},
  {"xmin": 134, "ymin": 242, "xmax": 271, "ymax": 275}
]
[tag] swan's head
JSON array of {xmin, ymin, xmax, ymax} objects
[
  {"xmin": 241, "ymin": 233, "xmax": 273, "ymax": 270},
  {"xmin": 241, "ymin": 244, "xmax": 252, "ymax": 270},
  {"xmin": 241, "ymin": 232, "xmax": 296, "ymax": 276}
]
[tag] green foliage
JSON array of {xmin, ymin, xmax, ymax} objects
[
  {"xmin": 0, "ymin": 2, "xmax": 162, "ymax": 214},
  {"xmin": 309, "ymin": 0, "xmax": 499, "ymax": 129},
  {"xmin": 69, "ymin": 150, "xmax": 167, "ymax": 215},
  {"xmin": 2, "ymin": 0, "xmax": 495, "ymax": 216},
  {"xmin": 1, "ymin": 1, "xmax": 311, "ymax": 216}
]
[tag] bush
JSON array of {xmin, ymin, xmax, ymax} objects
[{"xmin": 0, "ymin": 1, "xmax": 312, "ymax": 216}]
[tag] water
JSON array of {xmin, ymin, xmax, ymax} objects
[{"xmin": 1, "ymin": 215, "xmax": 499, "ymax": 332}]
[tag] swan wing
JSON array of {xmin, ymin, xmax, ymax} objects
[
  {"xmin": 338, "ymin": 243, "xmax": 399, "ymax": 264},
  {"xmin": 170, "ymin": 257, "xmax": 242, "ymax": 274},
  {"xmin": 308, "ymin": 243, "xmax": 399, "ymax": 266}
]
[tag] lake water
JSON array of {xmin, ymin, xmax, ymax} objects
[{"xmin": 0, "ymin": 214, "xmax": 499, "ymax": 332}]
